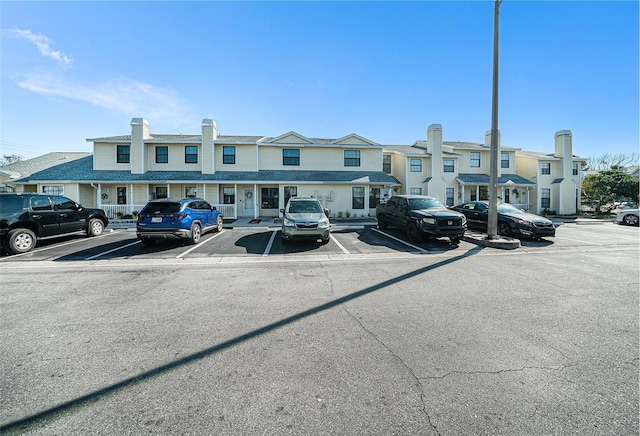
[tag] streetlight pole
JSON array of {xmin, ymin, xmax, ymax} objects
[{"xmin": 487, "ymin": 0, "xmax": 502, "ymax": 239}]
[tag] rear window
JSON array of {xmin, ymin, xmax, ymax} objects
[
  {"xmin": 141, "ymin": 202, "xmax": 181, "ymax": 214},
  {"xmin": 0, "ymin": 196, "xmax": 25, "ymax": 214}
]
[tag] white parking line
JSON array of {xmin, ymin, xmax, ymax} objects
[
  {"xmin": 0, "ymin": 231, "xmax": 119, "ymax": 261},
  {"xmin": 331, "ymin": 234, "xmax": 350, "ymax": 254},
  {"xmin": 175, "ymin": 230, "xmax": 225, "ymax": 259},
  {"xmin": 263, "ymin": 230, "xmax": 278, "ymax": 256},
  {"xmin": 371, "ymin": 228, "xmax": 429, "ymax": 253},
  {"xmin": 85, "ymin": 240, "xmax": 141, "ymax": 260}
]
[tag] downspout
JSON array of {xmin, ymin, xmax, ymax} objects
[{"xmin": 91, "ymin": 183, "xmax": 102, "ymax": 208}]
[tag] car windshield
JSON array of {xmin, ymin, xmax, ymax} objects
[
  {"xmin": 497, "ymin": 203, "xmax": 526, "ymax": 214},
  {"xmin": 141, "ymin": 202, "xmax": 181, "ymax": 214},
  {"xmin": 289, "ymin": 201, "xmax": 322, "ymax": 213},
  {"xmin": 408, "ymin": 198, "xmax": 446, "ymax": 210}
]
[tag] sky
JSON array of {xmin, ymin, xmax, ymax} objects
[{"xmin": 1, "ymin": 1, "xmax": 638, "ymax": 161}]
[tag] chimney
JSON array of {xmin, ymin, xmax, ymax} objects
[
  {"xmin": 555, "ymin": 130, "xmax": 573, "ymax": 176},
  {"xmin": 427, "ymin": 124, "xmax": 446, "ymax": 200},
  {"xmin": 484, "ymin": 130, "xmax": 501, "ymax": 147},
  {"xmin": 202, "ymin": 119, "xmax": 218, "ymax": 174},
  {"xmin": 131, "ymin": 118, "xmax": 149, "ymax": 174}
]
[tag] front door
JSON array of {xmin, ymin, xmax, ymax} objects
[{"xmin": 242, "ymin": 188, "xmax": 255, "ymax": 217}]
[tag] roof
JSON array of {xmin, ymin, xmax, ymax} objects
[
  {"xmin": 383, "ymin": 146, "xmax": 430, "ymax": 156},
  {"xmin": 0, "ymin": 152, "xmax": 91, "ymax": 179},
  {"xmin": 456, "ymin": 173, "xmax": 536, "ymax": 186},
  {"xmin": 15, "ymin": 156, "xmax": 401, "ymax": 186}
]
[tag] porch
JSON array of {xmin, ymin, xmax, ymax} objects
[{"xmin": 102, "ymin": 203, "xmax": 237, "ymax": 220}]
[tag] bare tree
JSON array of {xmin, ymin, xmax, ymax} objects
[
  {"xmin": 0, "ymin": 154, "xmax": 24, "ymax": 166},
  {"xmin": 584, "ymin": 153, "xmax": 639, "ymax": 171}
]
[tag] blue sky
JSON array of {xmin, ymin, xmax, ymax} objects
[{"xmin": 1, "ymin": 1, "xmax": 638, "ymax": 161}]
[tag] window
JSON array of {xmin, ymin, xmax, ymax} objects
[
  {"xmin": 446, "ymin": 188, "xmax": 454, "ymax": 206},
  {"xmin": 117, "ymin": 187, "xmax": 127, "ymax": 205},
  {"xmin": 156, "ymin": 146, "xmax": 169, "ymax": 164},
  {"xmin": 352, "ymin": 187, "xmax": 365, "ymax": 209},
  {"xmin": 479, "ymin": 186, "xmax": 488, "ymax": 200},
  {"xmin": 541, "ymin": 188, "xmax": 551, "ymax": 209},
  {"xmin": 369, "ymin": 188, "xmax": 381, "ymax": 208},
  {"xmin": 185, "ymin": 186, "xmax": 197, "ymax": 198},
  {"xmin": 284, "ymin": 186, "xmax": 297, "ymax": 205},
  {"xmin": 409, "ymin": 187, "xmax": 422, "ymax": 195},
  {"xmin": 223, "ymin": 146, "xmax": 236, "ymax": 164},
  {"xmin": 443, "ymin": 159, "xmax": 455, "ymax": 173},
  {"xmin": 117, "ymin": 145, "xmax": 130, "ymax": 164},
  {"xmin": 283, "ymin": 149, "xmax": 300, "ymax": 166},
  {"xmin": 155, "ymin": 187, "xmax": 168, "ymax": 199},
  {"xmin": 344, "ymin": 150, "xmax": 361, "ymax": 167},
  {"xmin": 470, "ymin": 152, "xmax": 480, "ymax": 168},
  {"xmin": 223, "ymin": 187, "xmax": 235, "ymax": 204},
  {"xmin": 504, "ymin": 188, "xmax": 510, "ymax": 203},
  {"xmin": 30, "ymin": 196, "xmax": 52, "ymax": 210},
  {"xmin": 51, "ymin": 196, "xmax": 76, "ymax": 210},
  {"xmin": 541, "ymin": 162, "xmax": 551, "ymax": 175},
  {"xmin": 501, "ymin": 152, "xmax": 509, "ymax": 168},
  {"xmin": 383, "ymin": 155, "xmax": 391, "ymax": 173},
  {"xmin": 42, "ymin": 185, "xmax": 64, "ymax": 196},
  {"xmin": 185, "ymin": 146, "xmax": 198, "ymax": 164},
  {"xmin": 572, "ymin": 163, "xmax": 579, "ymax": 176},
  {"xmin": 410, "ymin": 159, "xmax": 422, "ymax": 172},
  {"xmin": 261, "ymin": 188, "xmax": 279, "ymax": 209}
]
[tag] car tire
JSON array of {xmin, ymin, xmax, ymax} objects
[
  {"xmin": 623, "ymin": 214, "xmax": 639, "ymax": 226},
  {"xmin": 87, "ymin": 218, "xmax": 105, "ymax": 236},
  {"xmin": 190, "ymin": 223, "xmax": 201, "ymax": 244},
  {"xmin": 498, "ymin": 222, "xmax": 511, "ymax": 236},
  {"xmin": 214, "ymin": 215, "xmax": 223, "ymax": 232},
  {"xmin": 450, "ymin": 237, "xmax": 461, "ymax": 245},
  {"xmin": 321, "ymin": 236, "xmax": 330, "ymax": 245},
  {"xmin": 5, "ymin": 228, "xmax": 37, "ymax": 254},
  {"xmin": 407, "ymin": 223, "xmax": 423, "ymax": 242},
  {"xmin": 378, "ymin": 216, "xmax": 388, "ymax": 230},
  {"xmin": 281, "ymin": 236, "xmax": 290, "ymax": 245}
]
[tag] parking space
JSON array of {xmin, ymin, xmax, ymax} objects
[{"xmin": 1, "ymin": 221, "xmax": 637, "ymax": 262}]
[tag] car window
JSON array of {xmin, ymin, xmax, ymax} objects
[
  {"xmin": 475, "ymin": 203, "xmax": 488, "ymax": 212},
  {"xmin": 463, "ymin": 203, "xmax": 475, "ymax": 210},
  {"xmin": 408, "ymin": 198, "xmax": 446, "ymax": 210},
  {"xmin": 30, "ymin": 196, "xmax": 52, "ymax": 210},
  {"xmin": 141, "ymin": 202, "xmax": 181, "ymax": 214},
  {"xmin": 0, "ymin": 196, "xmax": 26, "ymax": 213},
  {"xmin": 289, "ymin": 200, "xmax": 322, "ymax": 213},
  {"xmin": 51, "ymin": 196, "xmax": 77, "ymax": 210}
]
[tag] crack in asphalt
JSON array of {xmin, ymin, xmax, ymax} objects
[{"xmin": 420, "ymin": 364, "xmax": 576, "ymax": 380}]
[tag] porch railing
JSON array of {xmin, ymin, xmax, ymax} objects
[{"xmin": 101, "ymin": 203, "xmax": 237, "ymax": 220}]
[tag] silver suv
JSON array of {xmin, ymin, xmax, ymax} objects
[{"xmin": 280, "ymin": 197, "xmax": 330, "ymax": 244}]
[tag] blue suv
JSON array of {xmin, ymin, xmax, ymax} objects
[{"xmin": 136, "ymin": 198, "xmax": 222, "ymax": 246}]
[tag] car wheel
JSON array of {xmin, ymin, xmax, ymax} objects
[
  {"xmin": 498, "ymin": 222, "xmax": 511, "ymax": 236},
  {"xmin": 87, "ymin": 218, "xmax": 104, "ymax": 236},
  {"xmin": 214, "ymin": 215, "xmax": 223, "ymax": 232},
  {"xmin": 321, "ymin": 235, "xmax": 330, "ymax": 245},
  {"xmin": 190, "ymin": 223, "xmax": 201, "ymax": 244},
  {"xmin": 406, "ymin": 223, "xmax": 423, "ymax": 242},
  {"xmin": 6, "ymin": 228, "xmax": 37, "ymax": 254},
  {"xmin": 450, "ymin": 237, "xmax": 461, "ymax": 245},
  {"xmin": 623, "ymin": 214, "xmax": 639, "ymax": 226},
  {"xmin": 378, "ymin": 216, "xmax": 388, "ymax": 230},
  {"xmin": 140, "ymin": 239, "xmax": 155, "ymax": 246}
]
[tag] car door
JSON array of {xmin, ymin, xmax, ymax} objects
[
  {"xmin": 472, "ymin": 202, "xmax": 489, "ymax": 229},
  {"xmin": 396, "ymin": 197, "xmax": 410, "ymax": 227},
  {"xmin": 29, "ymin": 196, "xmax": 59, "ymax": 236},
  {"xmin": 51, "ymin": 196, "xmax": 84, "ymax": 233}
]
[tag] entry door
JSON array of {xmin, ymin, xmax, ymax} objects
[{"xmin": 242, "ymin": 188, "xmax": 255, "ymax": 216}]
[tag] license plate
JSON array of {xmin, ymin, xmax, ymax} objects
[{"xmin": 151, "ymin": 217, "xmax": 163, "ymax": 223}]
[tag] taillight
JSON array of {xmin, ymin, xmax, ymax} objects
[{"xmin": 175, "ymin": 214, "xmax": 188, "ymax": 220}]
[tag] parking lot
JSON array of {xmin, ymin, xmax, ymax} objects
[
  {"xmin": 1, "ymin": 220, "xmax": 636, "ymax": 262},
  {"xmin": 1, "ymin": 220, "xmax": 638, "ymax": 435}
]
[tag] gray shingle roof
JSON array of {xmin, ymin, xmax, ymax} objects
[
  {"xmin": 456, "ymin": 173, "xmax": 535, "ymax": 185},
  {"xmin": 16, "ymin": 156, "xmax": 401, "ymax": 185},
  {"xmin": 0, "ymin": 152, "xmax": 91, "ymax": 179}
]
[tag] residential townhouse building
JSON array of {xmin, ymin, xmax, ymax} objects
[{"xmin": 8, "ymin": 118, "xmax": 584, "ymax": 218}]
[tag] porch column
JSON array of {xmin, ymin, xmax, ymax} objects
[
  {"xmin": 97, "ymin": 184, "xmax": 102, "ymax": 209},
  {"xmin": 254, "ymin": 183, "xmax": 258, "ymax": 219},
  {"xmin": 129, "ymin": 184, "xmax": 134, "ymax": 214}
]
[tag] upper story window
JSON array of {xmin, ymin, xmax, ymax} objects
[
  {"xmin": 572, "ymin": 163, "xmax": 579, "ymax": 176},
  {"xmin": 541, "ymin": 162, "xmax": 551, "ymax": 175},
  {"xmin": 501, "ymin": 152, "xmax": 509, "ymax": 168},
  {"xmin": 470, "ymin": 152, "xmax": 480, "ymax": 168},
  {"xmin": 410, "ymin": 159, "xmax": 422, "ymax": 172},
  {"xmin": 443, "ymin": 159, "xmax": 455, "ymax": 173},
  {"xmin": 383, "ymin": 155, "xmax": 391, "ymax": 173},
  {"xmin": 117, "ymin": 145, "xmax": 130, "ymax": 164},
  {"xmin": 185, "ymin": 146, "xmax": 198, "ymax": 164},
  {"xmin": 156, "ymin": 146, "xmax": 169, "ymax": 164},
  {"xmin": 283, "ymin": 149, "xmax": 300, "ymax": 166},
  {"xmin": 223, "ymin": 146, "xmax": 236, "ymax": 164},
  {"xmin": 344, "ymin": 150, "xmax": 361, "ymax": 167}
]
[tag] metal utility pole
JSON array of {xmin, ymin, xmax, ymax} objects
[{"xmin": 487, "ymin": 0, "xmax": 502, "ymax": 239}]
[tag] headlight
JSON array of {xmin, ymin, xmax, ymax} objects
[
  {"xmin": 283, "ymin": 218, "xmax": 295, "ymax": 227},
  {"xmin": 422, "ymin": 217, "xmax": 436, "ymax": 225},
  {"xmin": 318, "ymin": 219, "xmax": 330, "ymax": 229}
]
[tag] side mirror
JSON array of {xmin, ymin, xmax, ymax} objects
[
  {"xmin": 76, "ymin": 203, "xmax": 84, "ymax": 211},
  {"xmin": 324, "ymin": 208, "xmax": 330, "ymax": 216},
  {"xmin": 279, "ymin": 208, "xmax": 285, "ymax": 214},
  {"xmin": 211, "ymin": 206, "xmax": 217, "ymax": 211}
]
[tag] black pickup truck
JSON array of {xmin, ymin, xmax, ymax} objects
[
  {"xmin": 376, "ymin": 195, "xmax": 467, "ymax": 244},
  {"xmin": 0, "ymin": 193, "xmax": 108, "ymax": 254}
]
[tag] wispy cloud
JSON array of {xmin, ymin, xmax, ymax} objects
[
  {"xmin": 17, "ymin": 73, "xmax": 196, "ymax": 128},
  {"xmin": 8, "ymin": 29, "xmax": 73, "ymax": 68}
]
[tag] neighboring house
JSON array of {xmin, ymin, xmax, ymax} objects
[
  {"xmin": 0, "ymin": 152, "xmax": 91, "ymax": 193},
  {"xmin": 8, "ymin": 118, "xmax": 584, "ymax": 218}
]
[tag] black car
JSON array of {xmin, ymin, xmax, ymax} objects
[
  {"xmin": 451, "ymin": 201, "xmax": 555, "ymax": 239},
  {"xmin": 0, "ymin": 193, "xmax": 109, "ymax": 254}
]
